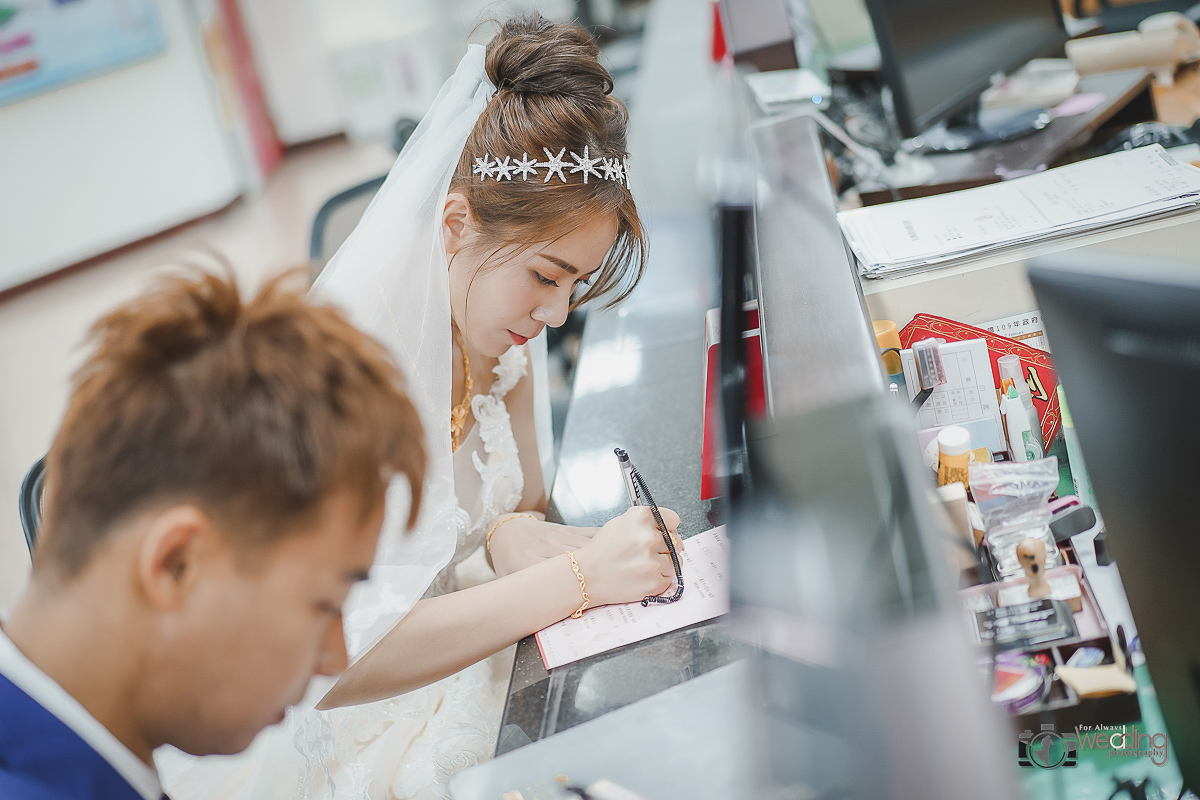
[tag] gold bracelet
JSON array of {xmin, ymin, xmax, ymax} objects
[
  {"xmin": 565, "ymin": 551, "xmax": 590, "ymax": 618},
  {"xmin": 485, "ymin": 513, "xmax": 539, "ymax": 557}
]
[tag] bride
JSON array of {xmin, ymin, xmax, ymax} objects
[{"xmin": 158, "ymin": 13, "xmax": 679, "ymax": 800}]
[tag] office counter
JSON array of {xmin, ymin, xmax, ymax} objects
[
  {"xmin": 749, "ymin": 110, "xmax": 882, "ymax": 417},
  {"xmin": 495, "ymin": 114, "xmax": 894, "ymax": 757},
  {"xmin": 483, "ymin": 114, "xmax": 1190, "ymax": 797},
  {"xmin": 746, "ymin": 115, "xmax": 1191, "ymax": 796},
  {"xmin": 490, "ymin": 112, "xmax": 896, "ymax": 777}
]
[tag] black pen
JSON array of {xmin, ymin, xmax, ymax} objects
[{"xmin": 614, "ymin": 448, "xmax": 684, "ymax": 605}]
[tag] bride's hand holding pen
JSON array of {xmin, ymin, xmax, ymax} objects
[
  {"xmin": 574, "ymin": 506, "xmax": 683, "ymax": 606},
  {"xmin": 487, "ymin": 507, "xmax": 683, "ymax": 602}
]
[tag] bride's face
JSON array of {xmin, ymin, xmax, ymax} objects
[{"xmin": 444, "ymin": 194, "xmax": 619, "ymax": 358}]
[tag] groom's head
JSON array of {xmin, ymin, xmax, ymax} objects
[{"xmin": 25, "ymin": 269, "xmax": 425, "ymax": 756}]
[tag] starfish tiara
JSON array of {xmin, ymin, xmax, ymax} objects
[{"xmin": 472, "ymin": 145, "xmax": 629, "ymax": 186}]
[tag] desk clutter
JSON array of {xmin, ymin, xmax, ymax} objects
[
  {"xmin": 877, "ymin": 310, "xmax": 1141, "ymax": 730},
  {"xmin": 896, "ymin": 314, "xmax": 1061, "ymax": 448}
]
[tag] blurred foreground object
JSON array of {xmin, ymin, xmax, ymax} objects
[{"xmin": 1031, "ymin": 250, "xmax": 1200, "ymax": 789}]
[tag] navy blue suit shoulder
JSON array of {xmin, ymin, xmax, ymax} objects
[{"xmin": 0, "ymin": 671, "xmax": 144, "ymax": 800}]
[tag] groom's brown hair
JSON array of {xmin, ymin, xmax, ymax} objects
[{"xmin": 36, "ymin": 268, "xmax": 426, "ymax": 579}]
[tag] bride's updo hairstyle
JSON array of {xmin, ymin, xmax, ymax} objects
[{"xmin": 450, "ymin": 13, "xmax": 645, "ymax": 308}]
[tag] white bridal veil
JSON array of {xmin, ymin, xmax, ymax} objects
[{"xmin": 315, "ymin": 43, "xmax": 556, "ymax": 660}]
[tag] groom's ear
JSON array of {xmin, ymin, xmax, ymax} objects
[{"xmin": 442, "ymin": 193, "xmax": 474, "ymax": 257}]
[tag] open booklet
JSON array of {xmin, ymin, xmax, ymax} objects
[{"xmin": 534, "ymin": 525, "xmax": 730, "ymax": 670}]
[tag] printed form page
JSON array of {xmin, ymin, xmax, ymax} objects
[
  {"xmin": 535, "ymin": 525, "xmax": 730, "ymax": 670},
  {"xmin": 1019, "ymin": 144, "xmax": 1200, "ymax": 226},
  {"xmin": 838, "ymin": 146, "xmax": 1200, "ymax": 270}
]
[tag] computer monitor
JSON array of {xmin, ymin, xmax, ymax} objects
[
  {"xmin": 864, "ymin": 0, "xmax": 1067, "ymax": 146},
  {"xmin": 1030, "ymin": 251, "xmax": 1200, "ymax": 790}
]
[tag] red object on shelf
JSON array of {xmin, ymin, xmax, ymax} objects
[
  {"xmin": 701, "ymin": 303, "xmax": 765, "ymax": 500},
  {"xmin": 899, "ymin": 314, "xmax": 1062, "ymax": 448},
  {"xmin": 711, "ymin": 2, "xmax": 727, "ymax": 63}
]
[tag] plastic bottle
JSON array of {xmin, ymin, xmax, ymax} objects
[
  {"xmin": 937, "ymin": 425, "xmax": 971, "ymax": 490},
  {"xmin": 997, "ymin": 355, "xmax": 1044, "ymax": 458},
  {"xmin": 872, "ymin": 319, "xmax": 906, "ymax": 393},
  {"xmin": 1059, "ymin": 387, "xmax": 1098, "ymax": 511},
  {"xmin": 1003, "ymin": 383, "xmax": 1039, "ymax": 462}
]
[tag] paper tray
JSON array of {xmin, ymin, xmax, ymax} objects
[
  {"xmin": 961, "ymin": 565, "xmax": 1142, "ymax": 729},
  {"xmin": 961, "ymin": 565, "xmax": 1106, "ymax": 647}
]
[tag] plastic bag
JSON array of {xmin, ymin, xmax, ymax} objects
[{"xmin": 969, "ymin": 457, "xmax": 1060, "ymax": 580}]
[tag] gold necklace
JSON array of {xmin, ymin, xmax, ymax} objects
[{"xmin": 450, "ymin": 326, "xmax": 472, "ymax": 452}]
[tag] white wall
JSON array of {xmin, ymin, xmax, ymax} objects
[
  {"xmin": 235, "ymin": 0, "xmax": 578, "ymax": 146},
  {"xmin": 237, "ymin": 0, "xmax": 344, "ymax": 144},
  {"xmin": 0, "ymin": 0, "xmax": 243, "ymax": 294},
  {"xmin": 806, "ymin": 0, "xmax": 875, "ymax": 55}
]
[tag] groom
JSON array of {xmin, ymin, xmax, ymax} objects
[{"xmin": 0, "ymin": 270, "xmax": 426, "ymax": 800}]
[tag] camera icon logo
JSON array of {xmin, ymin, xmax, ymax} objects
[{"xmin": 1018, "ymin": 724, "xmax": 1078, "ymax": 768}]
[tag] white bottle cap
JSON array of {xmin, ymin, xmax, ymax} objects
[
  {"xmin": 997, "ymin": 354, "xmax": 1023, "ymax": 379},
  {"xmin": 998, "ymin": 354, "xmax": 1034, "ymax": 402},
  {"xmin": 938, "ymin": 426, "xmax": 972, "ymax": 457}
]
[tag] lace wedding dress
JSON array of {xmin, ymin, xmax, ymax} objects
[{"xmin": 157, "ymin": 346, "xmax": 531, "ymax": 800}]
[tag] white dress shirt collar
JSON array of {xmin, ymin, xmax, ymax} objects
[{"xmin": 0, "ymin": 623, "xmax": 162, "ymax": 800}]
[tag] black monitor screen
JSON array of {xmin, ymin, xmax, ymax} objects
[
  {"xmin": 865, "ymin": 0, "xmax": 1066, "ymax": 137},
  {"xmin": 1030, "ymin": 252, "xmax": 1200, "ymax": 789}
]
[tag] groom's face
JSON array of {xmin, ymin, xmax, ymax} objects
[
  {"xmin": 145, "ymin": 489, "xmax": 384, "ymax": 755},
  {"xmin": 450, "ymin": 214, "xmax": 618, "ymax": 358}
]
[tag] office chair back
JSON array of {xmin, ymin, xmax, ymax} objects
[
  {"xmin": 309, "ymin": 175, "xmax": 387, "ymax": 281},
  {"xmin": 19, "ymin": 455, "xmax": 46, "ymax": 555},
  {"xmin": 309, "ymin": 118, "xmax": 420, "ymax": 282}
]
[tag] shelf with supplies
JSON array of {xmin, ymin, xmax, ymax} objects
[{"xmin": 797, "ymin": 107, "xmax": 1188, "ymax": 790}]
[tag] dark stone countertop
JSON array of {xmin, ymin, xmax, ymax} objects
[{"xmin": 496, "ymin": 212, "xmax": 747, "ymax": 755}]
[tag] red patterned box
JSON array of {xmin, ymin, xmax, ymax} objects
[{"xmin": 899, "ymin": 314, "xmax": 1060, "ymax": 448}]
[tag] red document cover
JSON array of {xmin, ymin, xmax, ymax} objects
[
  {"xmin": 899, "ymin": 314, "xmax": 1061, "ymax": 447},
  {"xmin": 701, "ymin": 305, "xmax": 765, "ymax": 499}
]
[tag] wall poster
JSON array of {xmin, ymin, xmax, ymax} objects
[{"xmin": 0, "ymin": 0, "xmax": 164, "ymax": 106}]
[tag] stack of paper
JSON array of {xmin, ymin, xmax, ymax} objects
[{"xmin": 838, "ymin": 145, "xmax": 1200, "ymax": 279}]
